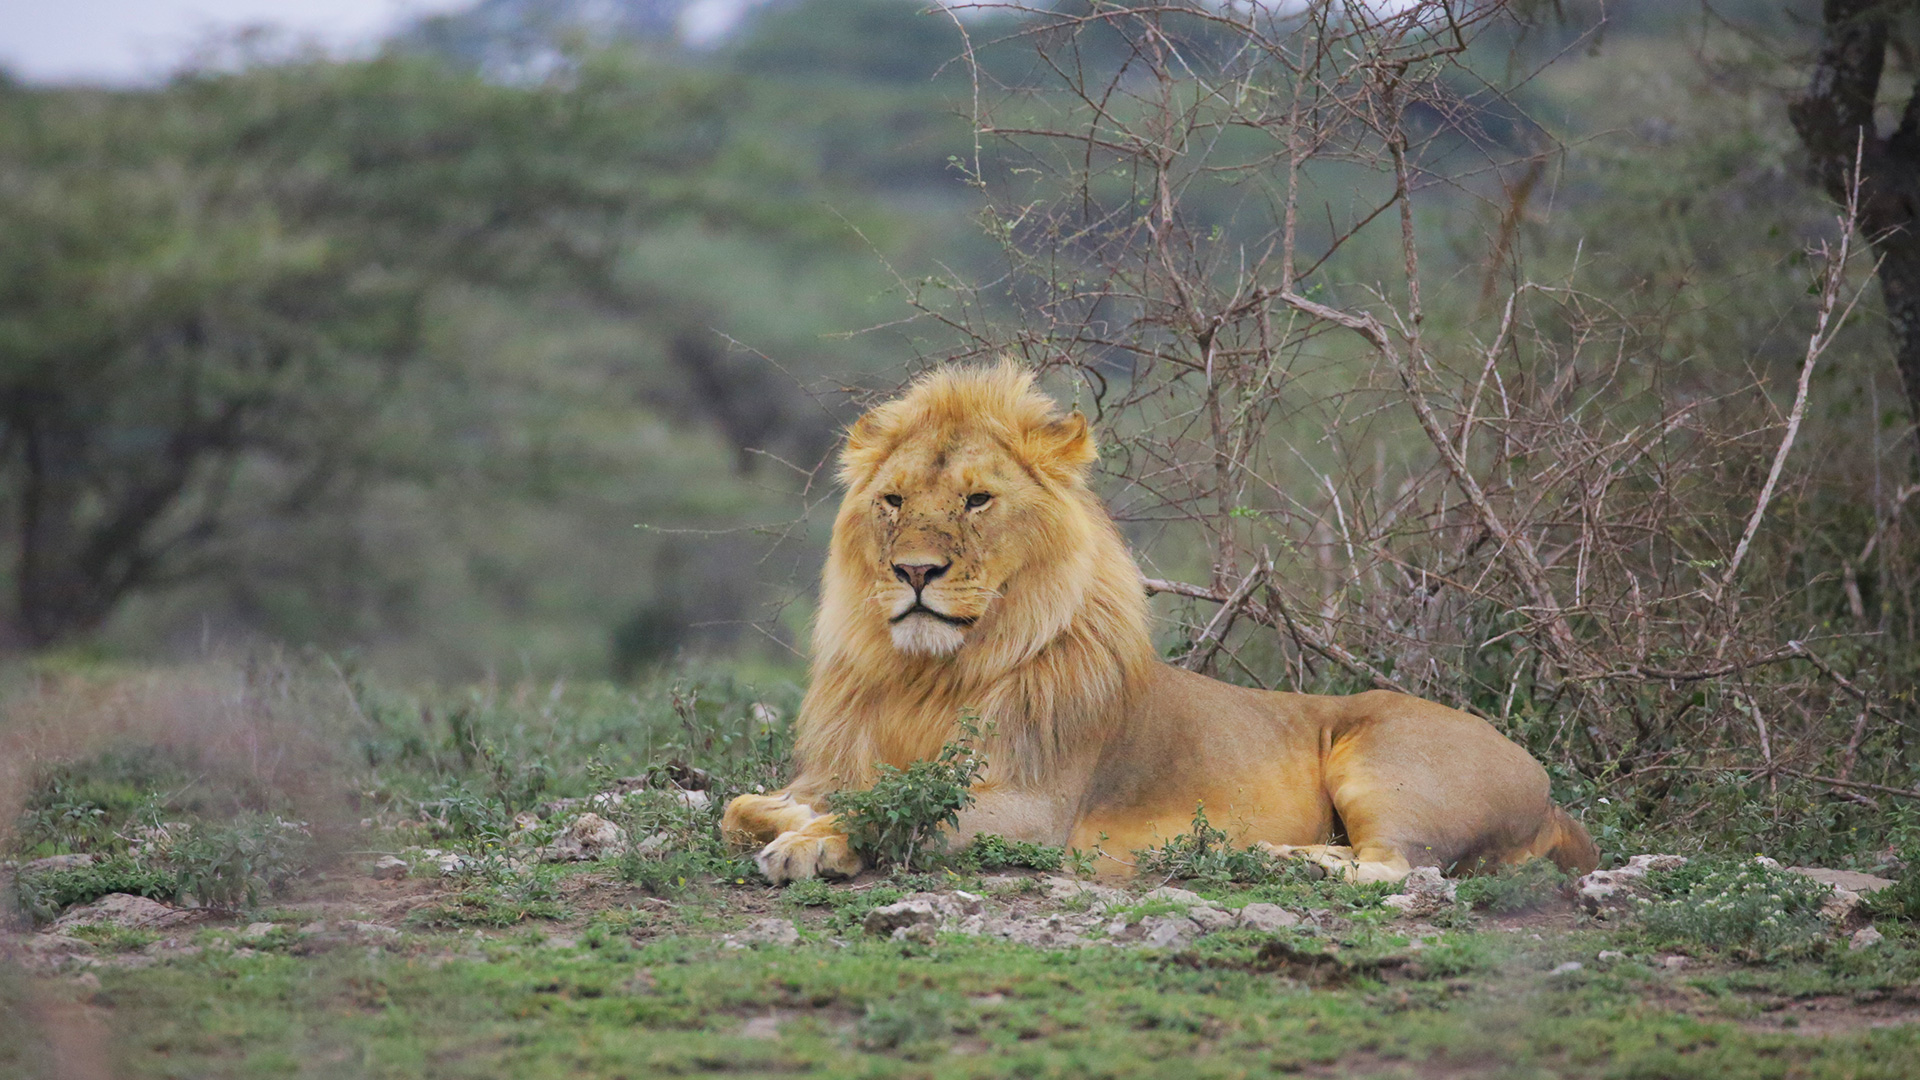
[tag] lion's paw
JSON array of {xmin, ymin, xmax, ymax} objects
[{"xmin": 756, "ymin": 827, "xmax": 862, "ymax": 884}]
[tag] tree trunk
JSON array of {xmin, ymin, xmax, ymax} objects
[{"xmin": 1789, "ymin": 0, "xmax": 1920, "ymax": 446}]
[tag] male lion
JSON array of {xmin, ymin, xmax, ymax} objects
[{"xmin": 723, "ymin": 364, "xmax": 1598, "ymax": 884}]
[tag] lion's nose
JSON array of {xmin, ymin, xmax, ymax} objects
[{"xmin": 892, "ymin": 561, "xmax": 950, "ymax": 592}]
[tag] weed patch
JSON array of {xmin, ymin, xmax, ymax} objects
[
  {"xmin": 1637, "ymin": 858, "xmax": 1835, "ymax": 962},
  {"xmin": 831, "ymin": 720, "xmax": 983, "ymax": 872}
]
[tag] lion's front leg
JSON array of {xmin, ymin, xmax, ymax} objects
[{"xmin": 721, "ymin": 791, "xmax": 864, "ymax": 884}]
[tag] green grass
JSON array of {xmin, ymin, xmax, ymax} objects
[{"xmin": 8, "ymin": 917, "xmax": 1920, "ymax": 1078}]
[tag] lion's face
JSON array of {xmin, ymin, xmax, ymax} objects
[{"xmin": 833, "ymin": 367, "xmax": 1098, "ymax": 658}]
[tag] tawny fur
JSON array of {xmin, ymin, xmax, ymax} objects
[{"xmin": 722, "ymin": 363, "xmax": 1598, "ymax": 884}]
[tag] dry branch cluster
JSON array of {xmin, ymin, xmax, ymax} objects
[{"xmin": 909, "ymin": 0, "xmax": 1916, "ymax": 833}]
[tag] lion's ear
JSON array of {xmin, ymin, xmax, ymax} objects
[
  {"xmin": 1027, "ymin": 411, "xmax": 1097, "ymax": 484},
  {"xmin": 838, "ymin": 407, "xmax": 894, "ymax": 486}
]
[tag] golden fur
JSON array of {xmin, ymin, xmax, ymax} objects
[{"xmin": 723, "ymin": 364, "xmax": 1598, "ymax": 883}]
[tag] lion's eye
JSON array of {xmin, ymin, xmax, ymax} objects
[
  {"xmin": 966, "ymin": 493, "xmax": 993, "ymax": 509},
  {"xmin": 883, "ymin": 494, "xmax": 902, "ymax": 508}
]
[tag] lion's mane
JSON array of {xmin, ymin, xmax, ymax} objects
[{"xmin": 785, "ymin": 364, "xmax": 1157, "ymax": 801}]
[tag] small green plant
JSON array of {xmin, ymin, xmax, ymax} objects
[
  {"xmin": 1637, "ymin": 859, "xmax": 1834, "ymax": 962},
  {"xmin": 831, "ymin": 718, "xmax": 984, "ymax": 872},
  {"xmin": 170, "ymin": 815, "xmax": 311, "ymax": 909},
  {"xmin": 959, "ymin": 833, "xmax": 1064, "ymax": 872},
  {"xmin": 9, "ymin": 856, "xmax": 175, "ymax": 923},
  {"xmin": 782, "ymin": 878, "xmax": 835, "ymax": 907},
  {"xmin": 857, "ymin": 990, "xmax": 954, "ymax": 1055},
  {"xmin": 1134, "ymin": 805, "xmax": 1286, "ymax": 885},
  {"xmin": 1455, "ymin": 860, "xmax": 1570, "ymax": 914},
  {"xmin": 1865, "ymin": 846, "xmax": 1920, "ymax": 922}
]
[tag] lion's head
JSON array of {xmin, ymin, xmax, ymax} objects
[{"xmin": 814, "ymin": 363, "xmax": 1146, "ymax": 669}]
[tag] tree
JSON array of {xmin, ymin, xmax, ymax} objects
[
  {"xmin": 1789, "ymin": 0, "xmax": 1920, "ymax": 445},
  {"xmin": 0, "ymin": 53, "xmax": 769, "ymax": 648}
]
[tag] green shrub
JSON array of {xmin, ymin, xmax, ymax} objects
[
  {"xmin": 1865, "ymin": 848, "xmax": 1920, "ymax": 922},
  {"xmin": 958, "ymin": 833, "xmax": 1064, "ymax": 872},
  {"xmin": 1134, "ymin": 805, "xmax": 1288, "ymax": 885},
  {"xmin": 9, "ymin": 856, "xmax": 175, "ymax": 923},
  {"xmin": 1456, "ymin": 860, "xmax": 1570, "ymax": 913},
  {"xmin": 170, "ymin": 815, "xmax": 311, "ymax": 909},
  {"xmin": 1637, "ymin": 859, "xmax": 1833, "ymax": 962},
  {"xmin": 831, "ymin": 720, "xmax": 983, "ymax": 872}
]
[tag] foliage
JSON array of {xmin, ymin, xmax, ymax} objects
[
  {"xmin": 1865, "ymin": 848, "xmax": 1920, "ymax": 923},
  {"xmin": 1637, "ymin": 859, "xmax": 1836, "ymax": 962},
  {"xmin": 956, "ymin": 833, "xmax": 1065, "ymax": 873},
  {"xmin": 8, "ymin": 856, "xmax": 175, "ymax": 924},
  {"xmin": 830, "ymin": 720, "xmax": 984, "ymax": 872},
  {"xmin": 169, "ymin": 815, "xmax": 311, "ymax": 909},
  {"xmin": 1133, "ymin": 805, "xmax": 1290, "ymax": 886},
  {"xmin": 1455, "ymin": 860, "xmax": 1572, "ymax": 914}
]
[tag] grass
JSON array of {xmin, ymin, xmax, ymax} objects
[
  {"xmin": 6, "ymin": 658, "xmax": 1920, "ymax": 1077},
  {"xmin": 8, "ymin": 915, "xmax": 1920, "ymax": 1078}
]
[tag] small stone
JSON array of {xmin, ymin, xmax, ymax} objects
[
  {"xmin": 299, "ymin": 921, "xmax": 329, "ymax": 935},
  {"xmin": 1236, "ymin": 903, "xmax": 1301, "ymax": 933},
  {"xmin": 1383, "ymin": 867, "xmax": 1456, "ymax": 918},
  {"xmin": 863, "ymin": 900, "xmax": 939, "ymax": 938},
  {"xmin": 890, "ymin": 922, "xmax": 938, "ymax": 945},
  {"xmin": 740, "ymin": 1015, "xmax": 781, "ymax": 1039},
  {"xmin": 1138, "ymin": 915, "xmax": 1198, "ymax": 949},
  {"xmin": 1186, "ymin": 905, "xmax": 1237, "ymax": 933},
  {"xmin": 239, "ymin": 922, "xmax": 278, "ymax": 940},
  {"xmin": 543, "ymin": 813, "xmax": 627, "ymax": 862},
  {"xmin": 1850, "ymin": 926, "xmax": 1884, "ymax": 951},
  {"xmin": 370, "ymin": 856, "xmax": 409, "ymax": 881},
  {"xmin": 738, "ymin": 918, "xmax": 799, "ymax": 947},
  {"xmin": 26, "ymin": 934, "xmax": 89, "ymax": 955},
  {"xmin": 434, "ymin": 853, "xmax": 471, "ymax": 876},
  {"xmin": 1597, "ymin": 950, "xmax": 1625, "ymax": 962},
  {"xmin": 1753, "ymin": 855, "xmax": 1783, "ymax": 870},
  {"xmin": 674, "ymin": 790, "xmax": 711, "ymax": 812},
  {"xmin": 1141, "ymin": 885, "xmax": 1206, "ymax": 906},
  {"xmin": 1660, "ymin": 955, "xmax": 1689, "ymax": 970},
  {"xmin": 1043, "ymin": 875, "xmax": 1126, "ymax": 907},
  {"xmin": 1549, "ymin": 961, "xmax": 1584, "ymax": 976},
  {"xmin": 1624, "ymin": 854, "xmax": 1688, "ymax": 874}
]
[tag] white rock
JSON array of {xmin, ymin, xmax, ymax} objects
[
  {"xmin": 1236, "ymin": 903, "xmax": 1301, "ymax": 932},
  {"xmin": 1596, "ymin": 950, "xmax": 1625, "ymax": 962},
  {"xmin": 1139, "ymin": 915, "xmax": 1198, "ymax": 948},
  {"xmin": 1141, "ymin": 885, "xmax": 1206, "ymax": 906},
  {"xmin": 1850, "ymin": 926, "xmax": 1884, "ymax": 951},
  {"xmin": 1187, "ymin": 905, "xmax": 1237, "ymax": 933},
  {"xmin": 370, "ymin": 855, "xmax": 409, "ymax": 880},
  {"xmin": 675, "ymin": 790, "xmax": 711, "ymax": 812},
  {"xmin": 239, "ymin": 922, "xmax": 278, "ymax": 940},
  {"xmin": 1383, "ymin": 867, "xmax": 1456, "ymax": 918},
  {"xmin": 863, "ymin": 900, "xmax": 940, "ymax": 938},
  {"xmin": 1043, "ymin": 875, "xmax": 1126, "ymax": 907},
  {"xmin": 50, "ymin": 894, "xmax": 194, "ymax": 932},
  {"xmin": 1549, "ymin": 961, "xmax": 1584, "ymax": 976},
  {"xmin": 435, "ymin": 852, "xmax": 472, "ymax": 876},
  {"xmin": 543, "ymin": 813, "xmax": 627, "ymax": 862}
]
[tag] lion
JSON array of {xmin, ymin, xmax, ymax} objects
[{"xmin": 722, "ymin": 363, "xmax": 1598, "ymax": 885}]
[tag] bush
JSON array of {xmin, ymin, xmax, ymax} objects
[
  {"xmin": 1865, "ymin": 848, "xmax": 1920, "ymax": 923},
  {"xmin": 1456, "ymin": 860, "xmax": 1570, "ymax": 914},
  {"xmin": 831, "ymin": 720, "xmax": 983, "ymax": 872},
  {"xmin": 170, "ymin": 815, "xmax": 311, "ymax": 909},
  {"xmin": 1134, "ymin": 805, "xmax": 1287, "ymax": 885},
  {"xmin": 9, "ymin": 857, "xmax": 175, "ymax": 924},
  {"xmin": 1637, "ymin": 859, "xmax": 1833, "ymax": 962},
  {"xmin": 958, "ymin": 833, "xmax": 1064, "ymax": 872}
]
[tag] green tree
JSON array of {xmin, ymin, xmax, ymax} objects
[{"xmin": 0, "ymin": 53, "xmax": 781, "ymax": 648}]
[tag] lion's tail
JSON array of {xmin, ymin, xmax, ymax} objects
[{"xmin": 1541, "ymin": 805, "xmax": 1600, "ymax": 876}]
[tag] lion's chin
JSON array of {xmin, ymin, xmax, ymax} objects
[{"xmin": 889, "ymin": 615, "xmax": 967, "ymax": 656}]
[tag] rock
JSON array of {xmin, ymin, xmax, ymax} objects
[
  {"xmin": 1549, "ymin": 961, "xmax": 1584, "ymax": 976},
  {"xmin": 1850, "ymin": 926, "xmax": 1884, "ymax": 951},
  {"xmin": 1624, "ymin": 854, "xmax": 1689, "ymax": 874},
  {"xmin": 1786, "ymin": 867, "xmax": 1896, "ymax": 894},
  {"xmin": 1660, "ymin": 955, "xmax": 1689, "ymax": 970},
  {"xmin": 1187, "ymin": 905, "xmax": 1237, "ymax": 933},
  {"xmin": 370, "ymin": 855, "xmax": 409, "ymax": 881},
  {"xmin": 740, "ymin": 1014, "xmax": 782, "ymax": 1039},
  {"xmin": 1577, "ymin": 854, "xmax": 1688, "ymax": 915},
  {"xmin": 1236, "ymin": 903, "xmax": 1301, "ymax": 933},
  {"xmin": 1141, "ymin": 885, "xmax": 1206, "ymax": 907},
  {"xmin": 18, "ymin": 854, "xmax": 97, "ymax": 874},
  {"xmin": 1753, "ymin": 855, "xmax": 1782, "ymax": 870},
  {"xmin": 1043, "ymin": 875, "xmax": 1126, "ymax": 907},
  {"xmin": 434, "ymin": 852, "xmax": 472, "ymax": 876},
  {"xmin": 543, "ymin": 813, "xmax": 626, "ymax": 862},
  {"xmin": 1139, "ymin": 915, "xmax": 1199, "ymax": 948},
  {"xmin": 1596, "ymin": 950, "xmax": 1625, "ymax": 962},
  {"xmin": 863, "ymin": 900, "xmax": 940, "ymax": 938},
  {"xmin": 1382, "ymin": 867, "xmax": 1456, "ymax": 918},
  {"xmin": 239, "ymin": 922, "xmax": 278, "ymax": 940},
  {"xmin": 738, "ymin": 918, "xmax": 799, "ymax": 947},
  {"xmin": 50, "ymin": 894, "xmax": 194, "ymax": 933},
  {"xmin": 26, "ymin": 934, "xmax": 90, "ymax": 955},
  {"xmin": 341, "ymin": 921, "xmax": 399, "ymax": 940},
  {"xmin": 675, "ymin": 790, "xmax": 711, "ymax": 812},
  {"xmin": 1821, "ymin": 886, "xmax": 1867, "ymax": 927}
]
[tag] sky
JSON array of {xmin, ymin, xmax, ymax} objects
[{"xmin": 0, "ymin": 0, "xmax": 475, "ymax": 84}]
